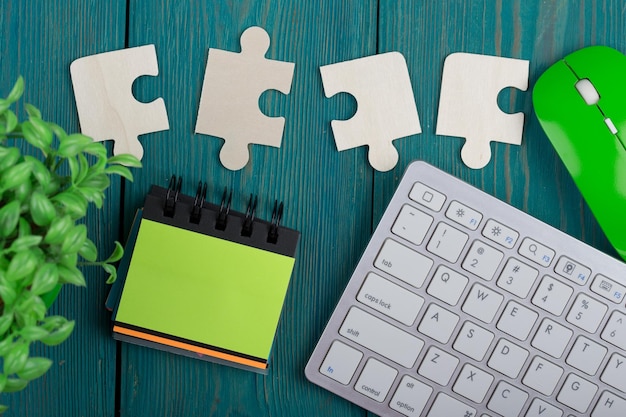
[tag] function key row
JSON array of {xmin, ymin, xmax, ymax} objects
[{"xmin": 401, "ymin": 183, "xmax": 625, "ymax": 305}]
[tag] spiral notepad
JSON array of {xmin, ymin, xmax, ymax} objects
[{"xmin": 112, "ymin": 176, "xmax": 300, "ymax": 373}]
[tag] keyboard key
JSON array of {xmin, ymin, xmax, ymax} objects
[
  {"xmin": 446, "ymin": 200, "xmax": 483, "ymax": 230},
  {"xmin": 461, "ymin": 284, "xmax": 503, "ymax": 323},
  {"xmin": 519, "ymin": 237, "xmax": 555, "ymax": 267},
  {"xmin": 557, "ymin": 373, "xmax": 598, "ymax": 413},
  {"xmin": 522, "ymin": 356, "xmax": 564, "ymax": 396},
  {"xmin": 531, "ymin": 318, "xmax": 573, "ymax": 358},
  {"xmin": 418, "ymin": 346, "xmax": 459, "ymax": 386},
  {"xmin": 426, "ymin": 222, "xmax": 468, "ymax": 263},
  {"xmin": 532, "ymin": 275, "xmax": 573, "ymax": 316},
  {"xmin": 497, "ymin": 301, "xmax": 538, "ymax": 341},
  {"xmin": 602, "ymin": 311, "xmax": 626, "ymax": 350},
  {"xmin": 426, "ymin": 265, "xmax": 468, "ymax": 306},
  {"xmin": 339, "ymin": 308, "xmax": 423, "ymax": 368},
  {"xmin": 601, "ymin": 353, "xmax": 626, "ymax": 393},
  {"xmin": 554, "ymin": 255, "xmax": 591, "ymax": 285},
  {"xmin": 482, "ymin": 219, "xmax": 519, "ymax": 248},
  {"xmin": 525, "ymin": 398, "xmax": 563, "ymax": 417},
  {"xmin": 566, "ymin": 336, "xmax": 607, "ymax": 375},
  {"xmin": 487, "ymin": 381, "xmax": 529, "ymax": 417},
  {"xmin": 592, "ymin": 391, "xmax": 626, "ymax": 417},
  {"xmin": 390, "ymin": 375, "xmax": 433, "ymax": 416},
  {"xmin": 374, "ymin": 239, "xmax": 433, "ymax": 288},
  {"xmin": 591, "ymin": 274, "xmax": 626, "ymax": 304},
  {"xmin": 409, "ymin": 182, "xmax": 446, "ymax": 212},
  {"xmin": 452, "ymin": 363, "xmax": 494, "ymax": 403},
  {"xmin": 453, "ymin": 321, "xmax": 494, "ymax": 361},
  {"xmin": 354, "ymin": 358, "xmax": 397, "ymax": 402},
  {"xmin": 319, "ymin": 341, "xmax": 363, "ymax": 384},
  {"xmin": 418, "ymin": 304, "xmax": 459, "ymax": 344},
  {"xmin": 496, "ymin": 258, "xmax": 538, "ymax": 298},
  {"xmin": 487, "ymin": 339, "xmax": 529, "ymax": 378},
  {"xmin": 427, "ymin": 393, "xmax": 476, "ymax": 417},
  {"xmin": 357, "ymin": 273, "xmax": 424, "ymax": 326},
  {"xmin": 462, "ymin": 240, "xmax": 503, "ymax": 281},
  {"xmin": 566, "ymin": 294, "xmax": 607, "ymax": 333},
  {"xmin": 391, "ymin": 204, "xmax": 433, "ymax": 246}
]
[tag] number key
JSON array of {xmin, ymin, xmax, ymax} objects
[
  {"xmin": 602, "ymin": 311, "xmax": 626, "ymax": 350},
  {"xmin": 462, "ymin": 241, "xmax": 503, "ymax": 281},
  {"xmin": 566, "ymin": 294, "xmax": 607, "ymax": 333}
]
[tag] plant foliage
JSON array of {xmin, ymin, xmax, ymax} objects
[{"xmin": 0, "ymin": 77, "xmax": 141, "ymax": 411}]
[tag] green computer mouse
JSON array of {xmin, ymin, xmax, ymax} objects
[{"xmin": 533, "ymin": 46, "xmax": 626, "ymax": 261}]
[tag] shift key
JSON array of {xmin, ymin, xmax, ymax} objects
[{"xmin": 340, "ymin": 307, "xmax": 424, "ymax": 368}]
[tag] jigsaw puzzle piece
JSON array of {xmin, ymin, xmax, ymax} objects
[
  {"xmin": 195, "ymin": 26, "xmax": 295, "ymax": 170},
  {"xmin": 436, "ymin": 53, "xmax": 529, "ymax": 169},
  {"xmin": 320, "ymin": 52, "xmax": 421, "ymax": 172},
  {"xmin": 70, "ymin": 44, "xmax": 169, "ymax": 161}
]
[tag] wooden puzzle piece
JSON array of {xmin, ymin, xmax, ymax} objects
[
  {"xmin": 320, "ymin": 52, "xmax": 421, "ymax": 172},
  {"xmin": 70, "ymin": 44, "xmax": 169, "ymax": 161},
  {"xmin": 195, "ymin": 26, "xmax": 295, "ymax": 170},
  {"xmin": 436, "ymin": 53, "xmax": 529, "ymax": 169}
]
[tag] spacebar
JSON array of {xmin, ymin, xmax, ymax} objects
[{"xmin": 339, "ymin": 307, "xmax": 423, "ymax": 368}]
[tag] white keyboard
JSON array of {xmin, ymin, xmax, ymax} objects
[{"xmin": 305, "ymin": 161, "xmax": 626, "ymax": 417}]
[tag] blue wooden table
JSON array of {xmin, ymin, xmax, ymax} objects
[{"xmin": 2, "ymin": 1, "xmax": 624, "ymax": 416}]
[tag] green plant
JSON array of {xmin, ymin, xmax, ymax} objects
[{"xmin": 0, "ymin": 77, "xmax": 141, "ymax": 411}]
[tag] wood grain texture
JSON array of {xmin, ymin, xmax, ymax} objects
[
  {"xmin": 0, "ymin": 1, "xmax": 126, "ymax": 416},
  {"xmin": 118, "ymin": 1, "xmax": 376, "ymax": 416},
  {"xmin": 3, "ymin": 0, "xmax": 626, "ymax": 416}
]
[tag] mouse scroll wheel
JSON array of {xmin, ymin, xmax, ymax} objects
[{"xmin": 575, "ymin": 78, "xmax": 600, "ymax": 105}]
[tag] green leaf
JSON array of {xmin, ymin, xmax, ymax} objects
[
  {"xmin": 41, "ymin": 320, "xmax": 74, "ymax": 346},
  {"xmin": 23, "ymin": 156, "xmax": 52, "ymax": 186},
  {"xmin": 6, "ymin": 250, "xmax": 38, "ymax": 282},
  {"xmin": 103, "ymin": 263, "xmax": 117, "ymax": 284},
  {"xmin": 104, "ymin": 164, "xmax": 133, "ymax": 181},
  {"xmin": 21, "ymin": 120, "xmax": 51, "ymax": 152},
  {"xmin": 79, "ymin": 172, "xmax": 110, "ymax": 190},
  {"xmin": 30, "ymin": 263, "xmax": 59, "ymax": 295},
  {"xmin": 58, "ymin": 265, "xmax": 85, "ymax": 286},
  {"xmin": 0, "ymin": 160, "xmax": 31, "ymax": 190},
  {"xmin": 0, "ymin": 313, "xmax": 13, "ymax": 336},
  {"xmin": 83, "ymin": 142, "xmax": 107, "ymax": 158},
  {"xmin": 57, "ymin": 133, "xmax": 92, "ymax": 158},
  {"xmin": 107, "ymin": 153, "xmax": 142, "ymax": 168},
  {"xmin": 19, "ymin": 326, "xmax": 49, "ymax": 342},
  {"xmin": 51, "ymin": 190, "xmax": 88, "ymax": 219},
  {"xmin": 29, "ymin": 191, "xmax": 56, "ymax": 227},
  {"xmin": 0, "ymin": 146, "xmax": 20, "ymax": 172},
  {"xmin": 40, "ymin": 315, "xmax": 66, "ymax": 331},
  {"xmin": 44, "ymin": 215, "xmax": 72, "ymax": 244},
  {"xmin": 40, "ymin": 284, "xmax": 61, "ymax": 309},
  {"xmin": 24, "ymin": 103, "xmax": 41, "ymax": 119},
  {"xmin": 2, "ymin": 110, "xmax": 18, "ymax": 133},
  {"xmin": 0, "ymin": 404, "xmax": 7, "ymax": 413},
  {"xmin": 78, "ymin": 238, "xmax": 98, "ymax": 262},
  {"xmin": 17, "ymin": 218, "xmax": 32, "ymax": 238},
  {"xmin": 0, "ymin": 281, "xmax": 17, "ymax": 306},
  {"xmin": 60, "ymin": 224, "xmax": 87, "ymax": 254},
  {"xmin": 0, "ymin": 336, "xmax": 14, "ymax": 356},
  {"xmin": 0, "ymin": 201, "xmax": 20, "ymax": 238},
  {"xmin": 67, "ymin": 156, "xmax": 79, "ymax": 184},
  {"xmin": 12, "ymin": 177, "xmax": 32, "ymax": 203},
  {"xmin": 17, "ymin": 357, "xmax": 52, "ymax": 381},
  {"xmin": 0, "ymin": 374, "xmax": 7, "ymax": 392},
  {"xmin": 6, "ymin": 77, "xmax": 24, "ymax": 103},
  {"xmin": 105, "ymin": 241, "xmax": 124, "ymax": 263},
  {"xmin": 77, "ymin": 186, "xmax": 104, "ymax": 207},
  {"xmin": 8, "ymin": 236, "xmax": 42, "ymax": 253},
  {"xmin": 3, "ymin": 378, "xmax": 28, "ymax": 393},
  {"xmin": 4, "ymin": 342, "xmax": 28, "ymax": 375}
]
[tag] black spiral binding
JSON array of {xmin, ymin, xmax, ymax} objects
[
  {"xmin": 190, "ymin": 181, "xmax": 207, "ymax": 224},
  {"xmin": 161, "ymin": 176, "xmax": 289, "ymax": 245},
  {"xmin": 164, "ymin": 175, "xmax": 182, "ymax": 217},
  {"xmin": 216, "ymin": 187, "xmax": 232, "ymax": 231},
  {"xmin": 268, "ymin": 200, "xmax": 284, "ymax": 244},
  {"xmin": 241, "ymin": 194, "xmax": 258, "ymax": 237}
]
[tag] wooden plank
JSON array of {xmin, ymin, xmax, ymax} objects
[
  {"xmin": 375, "ymin": 0, "xmax": 624, "ymax": 258},
  {"xmin": 119, "ymin": 1, "xmax": 377, "ymax": 415},
  {"xmin": 0, "ymin": 2, "xmax": 125, "ymax": 416}
]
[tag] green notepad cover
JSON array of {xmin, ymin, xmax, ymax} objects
[{"xmin": 115, "ymin": 218, "xmax": 296, "ymax": 360}]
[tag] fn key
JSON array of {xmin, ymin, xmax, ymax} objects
[{"xmin": 319, "ymin": 341, "xmax": 363, "ymax": 385}]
